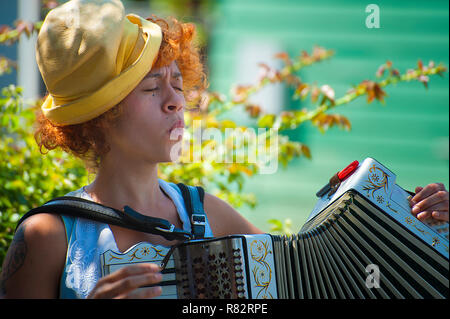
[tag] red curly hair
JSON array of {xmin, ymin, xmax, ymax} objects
[{"xmin": 34, "ymin": 16, "xmax": 208, "ymax": 173}]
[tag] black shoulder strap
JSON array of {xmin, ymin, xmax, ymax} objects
[
  {"xmin": 176, "ymin": 183, "xmax": 207, "ymax": 239},
  {"xmin": 16, "ymin": 196, "xmax": 193, "ymax": 241}
]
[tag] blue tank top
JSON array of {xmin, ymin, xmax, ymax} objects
[{"xmin": 58, "ymin": 179, "xmax": 213, "ymax": 298}]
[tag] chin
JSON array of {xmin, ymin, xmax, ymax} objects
[{"xmin": 163, "ymin": 138, "xmax": 182, "ymax": 162}]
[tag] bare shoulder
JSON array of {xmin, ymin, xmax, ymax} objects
[
  {"xmin": 203, "ymin": 192, "xmax": 264, "ymax": 236},
  {"xmin": 17, "ymin": 213, "xmax": 66, "ymax": 240},
  {"xmin": 0, "ymin": 213, "xmax": 67, "ymax": 298}
]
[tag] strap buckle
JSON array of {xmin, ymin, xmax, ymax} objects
[
  {"xmin": 123, "ymin": 205, "xmax": 192, "ymax": 241},
  {"xmin": 154, "ymin": 225, "xmax": 193, "ymax": 241},
  {"xmin": 191, "ymin": 214, "xmax": 206, "ymax": 239},
  {"xmin": 191, "ymin": 214, "xmax": 206, "ymax": 226},
  {"xmin": 154, "ymin": 224, "xmax": 175, "ymax": 233}
]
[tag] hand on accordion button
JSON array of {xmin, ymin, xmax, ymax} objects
[
  {"xmin": 410, "ymin": 183, "xmax": 449, "ymax": 222},
  {"xmin": 87, "ymin": 263, "xmax": 163, "ymax": 299}
]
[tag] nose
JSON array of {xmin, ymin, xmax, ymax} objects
[{"xmin": 162, "ymin": 87, "xmax": 185, "ymax": 113}]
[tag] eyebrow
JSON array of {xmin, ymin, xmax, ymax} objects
[{"xmin": 144, "ymin": 72, "xmax": 182, "ymax": 79}]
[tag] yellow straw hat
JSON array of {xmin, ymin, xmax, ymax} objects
[{"xmin": 36, "ymin": 0, "xmax": 162, "ymax": 126}]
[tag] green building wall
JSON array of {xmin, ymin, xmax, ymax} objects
[{"xmin": 207, "ymin": 0, "xmax": 449, "ymax": 231}]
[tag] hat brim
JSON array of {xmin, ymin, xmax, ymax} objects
[{"xmin": 41, "ymin": 15, "xmax": 162, "ymax": 126}]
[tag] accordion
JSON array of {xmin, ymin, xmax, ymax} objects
[{"xmin": 101, "ymin": 158, "xmax": 449, "ymax": 299}]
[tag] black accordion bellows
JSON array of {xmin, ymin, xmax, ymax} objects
[{"xmin": 273, "ymin": 191, "xmax": 448, "ymax": 299}]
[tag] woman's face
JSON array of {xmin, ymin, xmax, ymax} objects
[{"xmin": 105, "ymin": 61, "xmax": 186, "ymax": 164}]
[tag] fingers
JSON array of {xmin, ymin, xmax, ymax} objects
[
  {"xmin": 88, "ymin": 263, "xmax": 163, "ymax": 299},
  {"xmin": 417, "ymin": 210, "xmax": 448, "ymax": 222},
  {"xmin": 414, "ymin": 186, "xmax": 423, "ymax": 196},
  {"xmin": 432, "ymin": 211, "xmax": 449, "ymax": 221},
  {"xmin": 411, "ymin": 192, "xmax": 448, "ymax": 215},
  {"xmin": 416, "ymin": 211, "xmax": 431, "ymax": 221},
  {"xmin": 410, "ymin": 183, "xmax": 446, "ymax": 206},
  {"xmin": 414, "ymin": 201, "xmax": 447, "ymax": 220},
  {"xmin": 117, "ymin": 285, "xmax": 163, "ymax": 299},
  {"xmin": 101, "ymin": 263, "xmax": 160, "ymax": 284},
  {"xmin": 410, "ymin": 183, "xmax": 449, "ymax": 222},
  {"xmin": 416, "ymin": 209, "xmax": 448, "ymax": 221},
  {"xmin": 108, "ymin": 271, "xmax": 162, "ymax": 299}
]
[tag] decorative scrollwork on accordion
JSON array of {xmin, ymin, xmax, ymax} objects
[{"xmin": 249, "ymin": 239, "xmax": 273, "ymax": 299}]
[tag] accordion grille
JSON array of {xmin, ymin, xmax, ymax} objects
[{"xmin": 174, "ymin": 237, "xmax": 247, "ymax": 298}]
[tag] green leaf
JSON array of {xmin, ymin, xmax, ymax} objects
[{"xmin": 257, "ymin": 114, "xmax": 276, "ymax": 128}]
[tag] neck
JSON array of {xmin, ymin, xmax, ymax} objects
[{"xmin": 85, "ymin": 149, "xmax": 164, "ymax": 214}]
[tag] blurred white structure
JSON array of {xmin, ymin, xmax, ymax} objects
[
  {"xmin": 235, "ymin": 39, "xmax": 284, "ymax": 115},
  {"xmin": 17, "ymin": 0, "xmax": 41, "ymax": 102}
]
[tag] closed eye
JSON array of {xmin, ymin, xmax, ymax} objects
[{"xmin": 144, "ymin": 87, "xmax": 183, "ymax": 93}]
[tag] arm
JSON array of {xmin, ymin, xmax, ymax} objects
[
  {"xmin": 0, "ymin": 213, "xmax": 67, "ymax": 298},
  {"xmin": 203, "ymin": 192, "xmax": 265, "ymax": 236},
  {"xmin": 0, "ymin": 213, "xmax": 163, "ymax": 299}
]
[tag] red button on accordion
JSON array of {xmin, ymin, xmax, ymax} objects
[{"xmin": 101, "ymin": 158, "xmax": 449, "ymax": 299}]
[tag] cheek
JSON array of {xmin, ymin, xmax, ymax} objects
[
  {"xmin": 117, "ymin": 97, "xmax": 168, "ymax": 147},
  {"xmin": 122, "ymin": 94, "xmax": 160, "ymax": 125}
]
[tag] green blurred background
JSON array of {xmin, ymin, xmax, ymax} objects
[{"xmin": 206, "ymin": 0, "xmax": 449, "ymax": 231}]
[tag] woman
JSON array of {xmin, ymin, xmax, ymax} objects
[{"xmin": 1, "ymin": 0, "xmax": 448, "ymax": 299}]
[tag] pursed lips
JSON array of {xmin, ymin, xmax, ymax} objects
[
  {"xmin": 169, "ymin": 119, "xmax": 185, "ymax": 132},
  {"xmin": 168, "ymin": 119, "xmax": 185, "ymax": 139}
]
